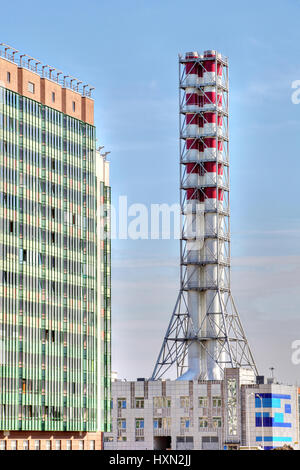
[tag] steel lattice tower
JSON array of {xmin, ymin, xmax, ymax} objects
[{"xmin": 152, "ymin": 50, "xmax": 257, "ymax": 381}]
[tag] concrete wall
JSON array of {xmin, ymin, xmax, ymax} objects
[
  {"xmin": 104, "ymin": 369, "xmax": 299, "ymax": 451},
  {"xmin": 105, "ymin": 378, "xmax": 226, "ymax": 450}
]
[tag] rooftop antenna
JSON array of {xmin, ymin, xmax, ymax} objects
[{"xmin": 101, "ymin": 151, "xmax": 111, "ymax": 161}]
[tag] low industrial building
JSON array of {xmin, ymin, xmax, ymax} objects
[{"xmin": 104, "ymin": 369, "xmax": 299, "ymax": 450}]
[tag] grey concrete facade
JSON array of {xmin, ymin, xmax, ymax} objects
[{"xmin": 104, "ymin": 368, "xmax": 299, "ymax": 450}]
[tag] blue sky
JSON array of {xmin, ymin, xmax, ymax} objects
[{"xmin": 2, "ymin": 0, "xmax": 300, "ymax": 383}]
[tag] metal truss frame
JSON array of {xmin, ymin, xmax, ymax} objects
[{"xmin": 151, "ymin": 52, "xmax": 257, "ymax": 381}]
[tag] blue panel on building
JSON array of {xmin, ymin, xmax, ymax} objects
[
  {"xmin": 255, "ymin": 413, "xmax": 291, "ymax": 428},
  {"xmin": 255, "ymin": 394, "xmax": 291, "ymax": 399},
  {"xmin": 256, "ymin": 436, "xmax": 292, "ymax": 442},
  {"xmin": 285, "ymin": 404, "xmax": 291, "ymax": 414},
  {"xmin": 274, "ymin": 413, "xmax": 283, "ymax": 423}
]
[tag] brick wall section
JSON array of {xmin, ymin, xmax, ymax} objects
[
  {"xmin": 82, "ymin": 96, "xmax": 94, "ymax": 125},
  {"xmin": 62, "ymin": 87, "xmax": 82, "ymax": 120},
  {"xmin": 0, "ymin": 57, "xmax": 94, "ymax": 125},
  {"xmin": 41, "ymin": 78, "xmax": 63, "ymax": 112},
  {"xmin": 0, "ymin": 59, "xmax": 18, "ymax": 92},
  {"xmin": 18, "ymin": 67, "xmax": 41, "ymax": 101}
]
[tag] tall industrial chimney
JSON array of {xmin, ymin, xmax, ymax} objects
[{"xmin": 152, "ymin": 50, "xmax": 257, "ymax": 381}]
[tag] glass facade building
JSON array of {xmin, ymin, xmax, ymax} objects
[{"xmin": 0, "ymin": 45, "xmax": 110, "ymax": 449}]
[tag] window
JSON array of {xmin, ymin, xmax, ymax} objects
[
  {"xmin": 55, "ymin": 440, "xmax": 61, "ymax": 450},
  {"xmin": 45, "ymin": 440, "xmax": 51, "ymax": 450},
  {"xmin": 89, "ymin": 440, "xmax": 95, "ymax": 450},
  {"xmin": 153, "ymin": 397, "xmax": 171, "ymax": 408},
  {"xmin": 51, "ymin": 282, "xmax": 56, "ymax": 296},
  {"xmin": 66, "ymin": 440, "xmax": 71, "ymax": 450},
  {"xmin": 135, "ymin": 418, "xmax": 144, "ymax": 429},
  {"xmin": 23, "ymin": 440, "xmax": 29, "ymax": 450},
  {"xmin": 212, "ymin": 416, "xmax": 222, "ymax": 428},
  {"xmin": 199, "ymin": 396, "xmax": 208, "ymax": 408},
  {"xmin": 117, "ymin": 419, "xmax": 126, "ymax": 431},
  {"xmin": 153, "ymin": 418, "xmax": 171, "ymax": 429},
  {"xmin": 28, "ymin": 82, "xmax": 35, "ymax": 93},
  {"xmin": 0, "ymin": 440, "xmax": 6, "ymax": 450},
  {"xmin": 34, "ymin": 440, "xmax": 40, "ymax": 450},
  {"xmin": 11, "ymin": 440, "xmax": 17, "ymax": 450},
  {"xmin": 2, "ymin": 271, "xmax": 7, "ymax": 284},
  {"xmin": 72, "ymin": 101, "xmax": 76, "ymax": 112},
  {"xmin": 180, "ymin": 417, "xmax": 190, "ymax": 429},
  {"xmin": 117, "ymin": 398, "xmax": 126, "ymax": 409},
  {"xmin": 177, "ymin": 436, "xmax": 193, "ymax": 444},
  {"xmin": 9, "ymin": 221, "xmax": 13, "ymax": 233},
  {"xmin": 135, "ymin": 397, "xmax": 144, "ymax": 409},
  {"xmin": 78, "ymin": 440, "xmax": 84, "ymax": 450},
  {"xmin": 199, "ymin": 417, "xmax": 208, "ymax": 429},
  {"xmin": 135, "ymin": 417, "xmax": 144, "ymax": 441},
  {"xmin": 7, "ymin": 71, "xmax": 11, "ymax": 83},
  {"xmin": 180, "ymin": 396, "xmax": 190, "ymax": 408},
  {"xmin": 212, "ymin": 396, "xmax": 222, "ymax": 408},
  {"xmin": 19, "ymin": 249, "xmax": 27, "ymax": 263},
  {"xmin": 52, "ymin": 92, "xmax": 55, "ymax": 103}
]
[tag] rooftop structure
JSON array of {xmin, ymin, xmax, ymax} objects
[{"xmin": 0, "ymin": 43, "xmax": 94, "ymax": 97}]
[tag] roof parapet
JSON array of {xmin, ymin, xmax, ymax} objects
[{"xmin": 0, "ymin": 42, "xmax": 94, "ymax": 98}]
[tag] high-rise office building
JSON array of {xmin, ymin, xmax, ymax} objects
[{"xmin": 0, "ymin": 43, "xmax": 110, "ymax": 450}]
